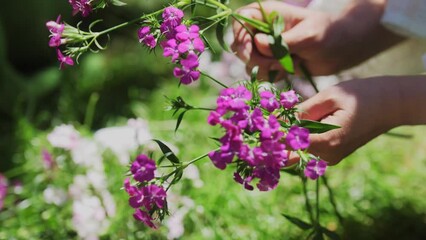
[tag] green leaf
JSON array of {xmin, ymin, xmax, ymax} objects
[
  {"xmin": 175, "ymin": 111, "xmax": 187, "ymax": 132},
  {"xmin": 267, "ymin": 35, "xmax": 288, "ymax": 59},
  {"xmin": 272, "ymin": 15, "xmax": 284, "ymax": 38},
  {"xmin": 171, "ymin": 168, "xmax": 184, "ymax": 184},
  {"xmin": 110, "ymin": 0, "xmax": 126, "ymax": 6},
  {"xmin": 152, "ymin": 139, "xmax": 180, "ymax": 164},
  {"xmin": 268, "ymin": 70, "xmax": 278, "ymax": 83},
  {"xmin": 321, "ymin": 227, "xmax": 341, "ymax": 240},
  {"xmin": 282, "ymin": 214, "xmax": 313, "ymax": 230},
  {"xmin": 191, "ymin": 0, "xmax": 196, "ymax": 14},
  {"xmin": 233, "ymin": 14, "xmax": 271, "ymax": 34},
  {"xmin": 313, "ymin": 230, "xmax": 325, "ymax": 240},
  {"xmin": 267, "ymin": 11, "xmax": 278, "ymax": 27},
  {"xmin": 278, "ymin": 53, "xmax": 294, "ymax": 74},
  {"xmin": 201, "ymin": 34, "xmax": 215, "ymax": 54},
  {"xmin": 251, "ymin": 66, "xmax": 259, "ymax": 83},
  {"xmin": 298, "ymin": 120, "xmax": 341, "ymax": 134},
  {"xmin": 216, "ymin": 18, "xmax": 229, "ymax": 52}
]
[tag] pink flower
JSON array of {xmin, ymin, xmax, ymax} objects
[
  {"xmin": 280, "ymin": 90, "xmax": 299, "ymax": 109},
  {"xmin": 69, "ymin": 0, "xmax": 93, "ymax": 17},
  {"xmin": 304, "ymin": 159, "xmax": 327, "ymax": 180},
  {"xmin": 0, "ymin": 174, "xmax": 8, "ymax": 210},
  {"xmin": 138, "ymin": 26, "xmax": 157, "ymax": 49},
  {"xmin": 286, "ymin": 125, "xmax": 310, "ymax": 150},
  {"xmin": 56, "ymin": 49, "xmax": 74, "ymax": 69}
]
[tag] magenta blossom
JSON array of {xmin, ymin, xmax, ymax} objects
[
  {"xmin": 233, "ymin": 172, "xmax": 254, "ymax": 191},
  {"xmin": 69, "ymin": 0, "xmax": 92, "ymax": 17},
  {"xmin": 280, "ymin": 90, "xmax": 299, "ymax": 109},
  {"xmin": 138, "ymin": 26, "xmax": 157, "ymax": 49},
  {"xmin": 46, "ymin": 15, "xmax": 65, "ymax": 47},
  {"xmin": 286, "ymin": 125, "xmax": 310, "ymax": 150},
  {"xmin": 260, "ymin": 91, "xmax": 280, "ymax": 112},
  {"xmin": 130, "ymin": 154, "xmax": 157, "ymax": 183},
  {"xmin": 253, "ymin": 165, "xmax": 280, "ymax": 191},
  {"xmin": 161, "ymin": 39, "xmax": 180, "ymax": 62},
  {"xmin": 304, "ymin": 159, "xmax": 327, "ymax": 180},
  {"xmin": 217, "ymin": 86, "xmax": 252, "ymax": 112},
  {"xmin": 56, "ymin": 49, "xmax": 74, "ymax": 69},
  {"xmin": 160, "ymin": 6, "xmax": 184, "ymax": 39},
  {"xmin": 133, "ymin": 209, "xmax": 157, "ymax": 229},
  {"xmin": 141, "ymin": 185, "xmax": 167, "ymax": 210}
]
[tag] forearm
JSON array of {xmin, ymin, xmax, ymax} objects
[{"xmin": 394, "ymin": 75, "xmax": 426, "ymax": 126}]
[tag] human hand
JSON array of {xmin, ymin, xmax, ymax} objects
[
  {"xmin": 232, "ymin": 0, "xmax": 404, "ymax": 79},
  {"xmin": 290, "ymin": 77, "xmax": 403, "ymax": 165}
]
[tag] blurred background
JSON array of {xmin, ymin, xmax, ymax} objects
[{"xmin": 1, "ymin": 0, "xmax": 426, "ymax": 239}]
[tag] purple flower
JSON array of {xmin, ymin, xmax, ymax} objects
[
  {"xmin": 304, "ymin": 159, "xmax": 327, "ymax": 180},
  {"xmin": 253, "ymin": 165, "xmax": 280, "ymax": 191},
  {"xmin": 161, "ymin": 7, "xmax": 184, "ymax": 38},
  {"xmin": 46, "ymin": 15, "xmax": 64, "ymax": 34},
  {"xmin": 286, "ymin": 126, "xmax": 310, "ymax": 150},
  {"xmin": 161, "ymin": 39, "xmax": 180, "ymax": 62},
  {"xmin": 254, "ymin": 115, "xmax": 281, "ymax": 140},
  {"xmin": 174, "ymin": 25, "xmax": 205, "ymax": 54},
  {"xmin": 208, "ymin": 150, "xmax": 234, "ymax": 170},
  {"xmin": 180, "ymin": 52, "xmax": 199, "ymax": 69},
  {"xmin": 207, "ymin": 110, "xmax": 222, "ymax": 126},
  {"xmin": 217, "ymin": 86, "xmax": 252, "ymax": 112},
  {"xmin": 233, "ymin": 172, "xmax": 254, "ymax": 191},
  {"xmin": 56, "ymin": 49, "xmax": 74, "ymax": 69},
  {"xmin": 237, "ymin": 144, "xmax": 255, "ymax": 165},
  {"xmin": 69, "ymin": 0, "xmax": 92, "ymax": 17},
  {"xmin": 124, "ymin": 178, "xmax": 139, "ymax": 197},
  {"xmin": 138, "ymin": 26, "xmax": 157, "ymax": 49},
  {"xmin": 162, "ymin": 7, "xmax": 184, "ymax": 27},
  {"xmin": 260, "ymin": 91, "xmax": 280, "ymax": 112},
  {"xmin": 46, "ymin": 15, "xmax": 65, "ymax": 47},
  {"xmin": 173, "ymin": 67, "xmax": 200, "ymax": 85},
  {"xmin": 133, "ymin": 209, "xmax": 157, "ymax": 229},
  {"xmin": 280, "ymin": 90, "xmax": 299, "ymax": 109},
  {"xmin": 175, "ymin": 24, "xmax": 200, "ymax": 41},
  {"xmin": 131, "ymin": 154, "xmax": 157, "ymax": 183},
  {"xmin": 141, "ymin": 184, "xmax": 167, "ymax": 210},
  {"xmin": 253, "ymin": 140, "xmax": 287, "ymax": 168},
  {"xmin": 0, "ymin": 174, "xmax": 7, "ymax": 210}
]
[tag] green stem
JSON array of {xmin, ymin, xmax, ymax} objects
[
  {"xmin": 200, "ymin": 71, "xmax": 229, "ymax": 88},
  {"xmin": 302, "ymin": 177, "xmax": 315, "ymax": 224},
  {"xmin": 182, "ymin": 148, "xmax": 218, "ymax": 168},
  {"xmin": 207, "ymin": 9, "xmax": 232, "ymax": 20},
  {"xmin": 84, "ymin": 92, "xmax": 99, "ymax": 129},
  {"xmin": 322, "ymin": 176, "xmax": 344, "ymax": 225},
  {"xmin": 315, "ymin": 178, "xmax": 320, "ymax": 227},
  {"xmin": 98, "ymin": 9, "xmax": 164, "ymax": 36},
  {"xmin": 204, "ymin": 0, "xmax": 230, "ymax": 11}
]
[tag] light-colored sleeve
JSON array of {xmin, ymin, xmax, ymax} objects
[{"xmin": 381, "ymin": 0, "xmax": 426, "ymax": 39}]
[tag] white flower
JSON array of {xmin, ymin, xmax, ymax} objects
[
  {"xmin": 94, "ymin": 123, "xmax": 152, "ymax": 165},
  {"xmin": 72, "ymin": 195, "xmax": 109, "ymax": 240},
  {"xmin": 43, "ymin": 185, "xmax": 67, "ymax": 206},
  {"xmin": 47, "ymin": 124, "xmax": 80, "ymax": 150},
  {"xmin": 71, "ymin": 138, "xmax": 103, "ymax": 170}
]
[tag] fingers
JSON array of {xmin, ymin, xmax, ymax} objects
[{"xmin": 297, "ymin": 91, "xmax": 338, "ymax": 121}]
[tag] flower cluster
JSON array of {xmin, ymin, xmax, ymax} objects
[
  {"xmin": 138, "ymin": 6, "xmax": 205, "ymax": 85},
  {"xmin": 124, "ymin": 154, "xmax": 167, "ymax": 229},
  {"xmin": 208, "ymin": 86, "xmax": 327, "ymax": 191},
  {"xmin": 46, "ymin": 16, "xmax": 74, "ymax": 69}
]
